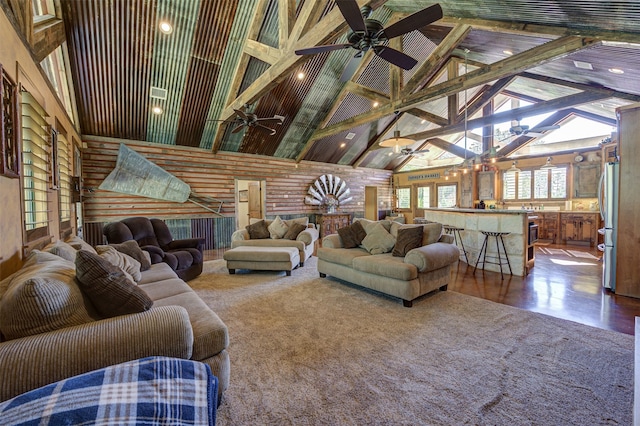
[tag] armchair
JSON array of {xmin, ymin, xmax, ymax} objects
[{"xmin": 103, "ymin": 217, "xmax": 204, "ymax": 281}]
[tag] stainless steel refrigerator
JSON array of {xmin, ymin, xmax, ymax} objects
[{"xmin": 598, "ymin": 161, "xmax": 619, "ymax": 291}]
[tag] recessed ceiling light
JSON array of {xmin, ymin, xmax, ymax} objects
[
  {"xmin": 372, "ymin": 101, "xmax": 379, "ymax": 108},
  {"xmin": 573, "ymin": 60, "xmax": 593, "ymax": 70},
  {"xmin": 340, "ymin": 142, "xmax": 346, "ymax": 148},
  {"xmin": 297, "ymin": 72, "xmax": 305, "ymax": 79},
  {"xmin": 608, "ymin": 68, "xmax": 624, "ymax": 74},
  {"xmin": 152, "ymin": 106, "xmax": 163, "ymax": 115},
  {"xmin": 159, "ymin": 21, "xmax": 173, "ymax": 34},
  {"xmin": 421, "ymin": 119, "xmax": 426, "ymax": 124},
  {"xmin": 503, "ymin": 50, "xmax": 513, "ymax": 55}
]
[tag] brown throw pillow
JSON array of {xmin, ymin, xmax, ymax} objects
[
  {"xmin": 109, "ymin": 240, "xmax": 151, "ymax": 271},
  {"xmin": 75, "ymin": 250, "xmax": 153, "ymax": 318},
  {"xmin": 246, "ymin": 220, "xmax": 271, "ymax": 239},
  {"xmin": 392, "ymin": 226, "xmax": 424, "ymax": 257},
  {"xmin": 337, "ymin": 221, "xmax": 367, "ymax": 249},
  {"xmin": 283, "ymin": 222, "xmax": 306, "ymax": 240}
]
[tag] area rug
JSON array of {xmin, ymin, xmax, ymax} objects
[{"xmin": 189, "ymin": 258, "xmax": 633, "ymax": 425}]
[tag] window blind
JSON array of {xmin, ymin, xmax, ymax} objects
[{"xmin": 57, "ymin": 131, "xmax": 71, "ymax": 222}]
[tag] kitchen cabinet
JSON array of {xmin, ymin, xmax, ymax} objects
[
  {"xmin": 573, "ymin": 163, "xmax": 601, "ymax": 198},
  {"xmin": 559, "ymin": 212, "xmax": 599, "ymax": 247},
  {"xmin": 316, "ymin": 213, "xmax": 352, "ymax": 239},
  {"xmin": 477, "ymin": 171, "xmax": 495, "ymax": 201},
  {"xmin": 536, "ymin": 212, "xmax": 559, "ymax": 243}
]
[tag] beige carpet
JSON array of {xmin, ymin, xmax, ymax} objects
[{"xmin": 189, "ymin": 258, "xmax": 633, "ymax": 425}]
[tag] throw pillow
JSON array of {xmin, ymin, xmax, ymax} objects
[
  {"xmin": 392, "ymin": 226, "xmax": 424, "ymax": 257},
  {"xmin": 0, "ymin": 259, "xmax": 94, "ymax": 340},
  {"xmin": 337, "ymin": 221, "xmax": 367, "ymax": 248},
  {"xmin": 356, "ymin": 218, "xmax": 392, "ymax": 234},
  {"xmin": 75, "ymin": 250, "xmax": 153, "ymax": 318},
  {"xmin": 95, "ymin": 245, "xmax": 142, "ymax": 282},
  {"xmin": 268, "ymin": 216, "xmax": 289, "ymax": 239},
  {"xmin": 422, "ymin": 223, "xmax": 443, "ymax": 246},
  {"xmin": 66, "ymin": 235, "xmax": 97, "ymax": 254},
  {"xmin": 283, "ymin": 222, "xmax": 306, "ymax": 240},
  {"xmin": 284, "ymin": 217, "xmax": 309, "ymax": 228},
  {"xmin": 246, "ymin": 220, "xmax": 270, "ymax": 239},
  {"xmin": 45, "ymin": 240, "xmax": 78, "ymax": 262},
  {"xmin": 109, "ymin": 240, "xmax": 151, "ymax": 271},
  {"xmin": 360, "ymin": 222, "xmax": 396, "ymax": 255}
]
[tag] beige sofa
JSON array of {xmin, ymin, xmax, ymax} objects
[
  {"xmin": 231, "ymin": 217, "xmax": 319, "ymax": 266},
  {"xmin": 0, "ymin": 240, "xmax": 229, "ymax": 404},
  {"xmin": 317, "ymin": 220, "xmax": 460, "ymax": 307}
]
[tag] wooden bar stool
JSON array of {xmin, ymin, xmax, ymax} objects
[
  {"xmin": 473, "ymin": 231, "xmax": 512, "ymax": 279},
  {"xmin": 443, "ymin": 225, "xmax": 469, "ymax": 264}
]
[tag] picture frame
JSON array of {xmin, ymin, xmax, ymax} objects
[
  {"xmin": 239, "ymin": 189, "xmax": 248, "ymax": 202},
  {"xmin": 0, "ymin": 63, "xmax": 20, "ymax": 178}
]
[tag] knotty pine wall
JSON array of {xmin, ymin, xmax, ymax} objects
[{"xmin": 82, "ymin": 137, "xmax": 393, "ymax": 248}]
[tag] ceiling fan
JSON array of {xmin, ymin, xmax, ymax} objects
[
  {"xmin": 224, "ymin": 108, "xmax": 284, "ymax": 136},
  {"xmin": 399, "ymin": 146, "xmax": 430, "ymax": 156},
  {"xmin": 294, "ymin": 1, "xmax": 443, "ymax": 72},
  {"xmin": 508, "ymin": 119, "xmax": 560, "ymax": 137}
]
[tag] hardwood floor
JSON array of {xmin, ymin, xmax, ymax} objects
[{"xmin": 205, "ymin": 244, "xmax": 640, "ymax": 335}]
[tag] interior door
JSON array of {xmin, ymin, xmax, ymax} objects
[{"xmin": 248, "ymin": 182, "xmax": 262, "ymax": 219}]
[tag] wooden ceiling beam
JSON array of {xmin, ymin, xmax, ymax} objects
[
  {"xmin": 498, "ymin": 109, "xmax": 573, "ymax": 156},
  {"xmin": 352, "ymin": 113, "xmax": 401, "ymax": 168},
  {"xmin": 407, "ymin": 90, "xmax": 610, "ymax": 141},
  {"xmin": 427, "ymin": 137, "xmax": 476, "ymax": 159},
  {"xmin": 278, "ymin": 0, "xmax": 295, "ymax": 49},
  {"xmin": 389, "ymin": 36, "xmax": 402, "ymax": 102},
  {"xmin": 404, "ymin": 24, "xmax": 471, "ymax": 95},
  {"xmin": 309, "ymin": 36, "xmax": 600, "ymax": 142},
  {"xmin": 244, "ymin": 39, "xmax": 282, "ymax": 65},
  {"xmin": 32, "ymin": 17, "xmax": 66, "ymax": 62},
  {"xmin": 455, "ymin": 76, "xmax": 516, "ymax": 123},
  {"xmin": 345, "ymin": 80, "xmax": 390, "ymax": 102},
  {"xmin": 220, "ymin": 0, "xmax": 387, "ymax": 123},
  {"xmin": 285, "ymin": 0, "xmax": 326, "ymax": 50},
  {"xmin": 406, "ymin": 108, "xmax": 448, "ymax": 127}
]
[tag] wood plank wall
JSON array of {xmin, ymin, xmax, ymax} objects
[{"xmin": 81, "ymin": 137, "xmax": 393, "ymax": 247}]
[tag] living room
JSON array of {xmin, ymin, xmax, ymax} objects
[{"xmin": 1, "ymin": 0, "xmax": 640, "ymax": 424}]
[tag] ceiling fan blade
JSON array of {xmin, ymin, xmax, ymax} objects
[
  {"xmin": 231, "ymin": 123, "xmax": 245, "ymax": 134},
  {"xmin": 340, "ymin": 54, "xmax": 364, "ymax": 82},
  {"xmin": 256, "ymin": 124, "xmax": 277, "ymax": 136},
  {"xmin": 382, "ymin": 4, "xmax": 443, "ymax": 39},
  {"xmin": 233, "ymin": 109, "xmax": 248, "ymax": 121},
  {"xmin": 524, "ymin": 132, "xmax": 544, "ymax": 137},
  {"xmin": 255, "ymin": 117, "xmax": 283, "ymax": 123},
  {"xmin": 529, "ymin": 125, "xmax": 561, "ymax": 133},
  {"xmin": 373, "ymin": 46, "xmax": 418, "ymax": 70},
  {"xmin": 336, "ymin": 0, "xmax": 366, "ymax": 32},
  {"xmin": 295, "ymin": 44, "xmax": 352, "ymax": 55}
]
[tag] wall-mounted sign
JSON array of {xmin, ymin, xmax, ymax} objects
[{"xmin": 408, "ymin": 173, "xmax": 440, "ymax": 181}]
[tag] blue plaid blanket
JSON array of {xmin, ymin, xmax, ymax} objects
[{"xmin": 0, "ymin": 357, "xmax": 217, "ymax": 425}]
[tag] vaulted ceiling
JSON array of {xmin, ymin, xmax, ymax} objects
[{"xmin": 8, "ymin": 0, "xmax": 640, "ymax": 170}]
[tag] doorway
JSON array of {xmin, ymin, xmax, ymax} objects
[{"xmin": 236, "ymin": 179, "xmax": 265, "ymax": 229}]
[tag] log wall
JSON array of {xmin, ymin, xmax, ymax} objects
[{"xmin": 82, "ymin": 137, "xmax": 393, "ymax": 248}]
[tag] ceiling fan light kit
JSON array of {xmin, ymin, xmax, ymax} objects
[{"xmin": 379, "ymin": 130, "xmax": 414, "ymax": 153}]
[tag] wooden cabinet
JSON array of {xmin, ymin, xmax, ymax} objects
[
  {"xmin": 559, "ymin": 212, "xmax": 599, "ymax": 246},
  {"xmin": 537, "ymin": 212, "xmax": 559, "ymax": 243},
  {"xmin": 316, "ymin": 213, "xmax": 352, "ymax": 239},
  {"xmin": 573, "ymin": 163, "xmax": 601, "ymax": 198}
]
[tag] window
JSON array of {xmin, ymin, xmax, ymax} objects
[
  {"xmin": 437, "ymin": 184, "xmax": 457, "ymax": 207},
  {"xmin": 416, "ymin": 185, "xmax": 431, "ymax": 209},
  {"xmin": 57, "ymin": 125, "xmax": 72, "ymax": 228},
  {"xmin": 504, "ymin": 167, "xmax": 567, "ymax": 200},
  {"xmin": 395, "ymin": 187, "xmax": 411, "ymax": 210},
  {"xmin": 21, "ymin": 91, "xmax": 51, "ymax": 240}
]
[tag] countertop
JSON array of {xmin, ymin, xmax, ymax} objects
[{"xmin": 424, "ymin": 208, "xmax": 600, "ymax": 214}]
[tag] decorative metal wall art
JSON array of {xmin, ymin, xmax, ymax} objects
[{"xmin": 305, "ymin": 174, "xmax": 353, "ymax": 213}]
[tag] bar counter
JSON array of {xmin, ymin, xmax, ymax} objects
[{"xmin": 423, "ymin": 208, "xmax": 534, "ymax": 276}]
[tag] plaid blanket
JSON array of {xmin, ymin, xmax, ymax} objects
[{"xmin": 0, "ymin": 357, "xmax": 217, "ymax": 425}]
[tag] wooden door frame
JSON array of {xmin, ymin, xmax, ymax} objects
[{"xmin": 235, "ymin": 178, "xmax": 266, "ymax": 229}]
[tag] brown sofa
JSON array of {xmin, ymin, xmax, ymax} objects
[
  {"xmin": 317, "ymin": 219, "xmax": 460, "ymax": 307},
  {"xmin": 0, "ymin": 238, "xmax": 229, "ymax": 404}
]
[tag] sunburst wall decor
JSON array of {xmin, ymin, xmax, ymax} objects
[{"xmin": 304, "ymin": 174, "xmax": 353, "ymax": 213}]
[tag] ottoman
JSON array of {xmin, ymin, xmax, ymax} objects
[{"xmin": 223, "ymin": 246, "xmax": 300, "ymax": 276}]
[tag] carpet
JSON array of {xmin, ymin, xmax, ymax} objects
[{"xmin": 189, "ymin": 258, "xmax": 633, "ymax": 425}]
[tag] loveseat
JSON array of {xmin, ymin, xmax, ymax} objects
[
  {"xmin": 231, "ymin": 216, "xmax": 319, "ymax": 266},
  {"xmin": 0, "ymin": 237, "xmax": 229, "ymax": 404},
  {"xmin": 317, "ymin": 219, "xmax": 460, "ymax": 307},
  {"xmin": 103, "ymin": 217, "xmax": 205, "ymax": 281}
]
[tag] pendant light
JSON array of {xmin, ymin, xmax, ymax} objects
[
  {"xmin": 379, "ymin": 112, "xmax": 414, "ymax": 153},
  {"xmin": 540, "ymin": 156, "xmax": 557, "ymax": 169},
  {"xmin": 508, "ymin": 161, "xmax": 521, "ymax": 173}
]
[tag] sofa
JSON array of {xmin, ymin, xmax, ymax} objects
[
  {"xmin": 103, "ymin": 217, "xmax": 205, "ymax": 281},
  {"xmin": 0, "ymin": 237, "xmax": 229, "ymax": 404},
  {"xmin": 231, "ymin": 216, "xmax": 319, "ymax": 266},
  {"xmin": 317, "ymin": 219, "xmax": 460, "ymax": 307}
]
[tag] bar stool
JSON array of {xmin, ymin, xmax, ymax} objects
[
  {"xmin": 473, "ymin": 231, "xmax": 512, "ymax": 279},
  {"xmin": 443, "ymin": 225, "xmax": 469, "ymax": 264}
]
